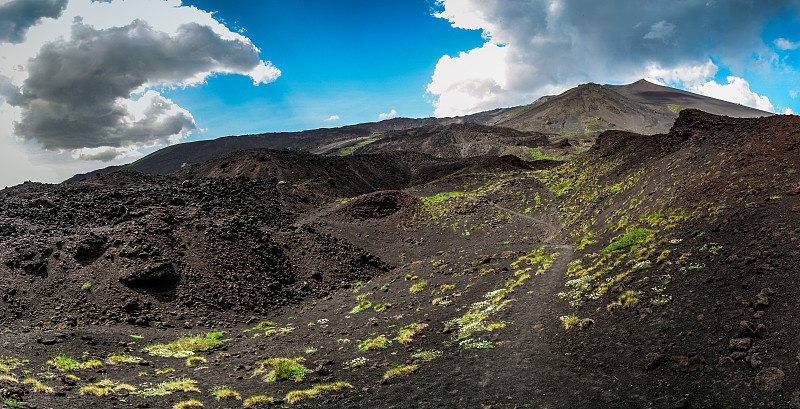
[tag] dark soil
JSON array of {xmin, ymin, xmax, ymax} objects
[{"xmin": 1, "ymin": 110, "xmax": 799, "ymax": 409}]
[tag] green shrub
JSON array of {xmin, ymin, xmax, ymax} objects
[{"xmin": 602, "ymin": 229, "xmax": 655, "ymax": 254}]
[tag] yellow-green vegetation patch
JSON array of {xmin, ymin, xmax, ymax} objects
[
  {"xmin": 560, "ymin": 315, "xmax": 594, "ymax": 330},
  {"xmin": 395, "ymin": 323, "xmax": 428, "ymax": 345},
  {"xmin": 115, "ymin": 383, "xmax": 137, "ymax": 392},
  {"xmin": 80, "ymin": 380, "xmax": 119, "ymax": 396},
  {"xmin": 49, "ymin": 354, "xmax": 101, "ymax": 372},
  {"xmin": 0, "ymin": 357, "xmax": 20, "ymax": 372},
  {"xmin": 351, "ymin": 293, "xmax": 373, "ymax": 313},
  {"xmin": 211, "ymin": 386, "xmax": 241, "ymax": 400},
  {"xmin": 23, "ymin": 378, "xmax": 53, "ymax": 393},
  {"xmin": 254, "ymin": 357, "xmax": 306, "ymax": 382},
  {"xmin": 107, "ymin": 353, "xmax": 142, "ymax": 365},
  {"xmin": 186, "ymin": 356, "xmax": 207, "ymax": 366},
  {"xmin": 358, "ymin": 335, "xmax": 391, "ymax": 351},
  {"xmin": 338, "ymin": 138, "xmax": 378, "ymax": 156},
  {"xmin": 142, "ymin": 332, "xmax": 224, "ymax": 358},
  {"xmin": 445, "ymin": 269, "xmax": 538, "ymax": 342},
  {"xmin": 560, "ymin": 315, "xmax": 581, "ymax": 330},
  {"xmin": 173, "ymin": 400, "xmax": 203, "ymax": 409},
  {"xmin": 511, "ymin": 246, "xmax": 560, "ymax": 275},
  {"xmin": 243, "ymin": 394, "xmax": 274, "ymax": 407},
  {"xmin": 602, "ymin": 228, "xmax": 656, "ymax": 254},
  {"xmin": 574, "ymin": 233, "xmax": 597, "ymax": 251},
  {"xmin": 80, "ymin": 359, "xmax": 103, "ymax": 370},
  {"xmin": 384, "ymin": 363, "xmax": 419, "ymax": 379},
  {"xmin": 411, "ymin": 350, "xmax": 442, "ymax": 361},
  {"xmin": 285, "ymin": 381, "xmax": 353, "ymax": 404},
  {"xmin": 262, "ymin": 325, "xmax": 295, "ymax": 336},
  {"xmin": 80, "ymin": 384, "xmax": 115, "ymax": 396},
  {"xmin": 424, "ymin": 191, "xmax": 465, "ymax": 203},
  {"xmin": 139, "ymin": 378, "xmax": 201, "ymax": 396},
  {"xmin": 410, "ymin": 280, "xmax": 428, "ymax": 293},
  {"xmin": 607, "ymin": 290, "xmax": 641, "ymax": 311},
  {"xmin": 156, "ymin": 367, "xmax": 175, "ymax": 374},
  {"xmin": 0, "ymin": 375, "xmax": 18, "ymax": 383}
]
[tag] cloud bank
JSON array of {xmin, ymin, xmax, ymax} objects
[
  {"xmin": 427, "ymin": 0, "xmax": 794, "ymax": 117},
  {"xmin": 0, "ymin": 0, "xmax": 280, "ymax": 162}
]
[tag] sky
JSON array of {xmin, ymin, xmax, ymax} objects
[{"xmin": 1, "ymin": 0, "xmax": 799, "ymax": 188}]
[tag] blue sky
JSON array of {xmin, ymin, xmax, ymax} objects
[
  {"xmin": 0, "ymin": 0, "xmax": 799, "ymax": 188},
  {"xmin": 167, "ymin": 0, "xmax": 484, "ymax": 138}
]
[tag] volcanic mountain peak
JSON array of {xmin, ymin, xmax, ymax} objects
[{"xmin": 495, "ymin": 78, "xmax": 771, "ymax": 137}]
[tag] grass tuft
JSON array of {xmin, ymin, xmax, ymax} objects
[
  {"xmin": 173, "ymin": 400, "xmax": 203, "ymax": 409},
  {"xmin": 383, "ymin": 364, "xmax": 418, "ymax": 379},
  {"xmin": 211, "ymin": 386, "xmax": 241, "ymax": 400},
  {"xmin": 358, "ymin": 335, "xmax": 391, "ymax": 351},
  {"xmin": 23, "ymin": 378, "xmax": 53, "ymax": 393},
  {"xmin": 254, "ymin": 357, "xmax": 306, "ymax": 382},
  {"xmin": 142, "ymin": 333, "xmax": 223, "ymax": 358},
  {"xmin": 243, "ymin": 395, "xmax": 274, "ymax": 407},
  {"xmin": 285, "ymin": 381, "xmax": 352, "ymax": 404}
]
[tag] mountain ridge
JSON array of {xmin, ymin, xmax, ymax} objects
[{"xmin": 63, "ymin": 80, "xmax": 772, "ymax": 184}]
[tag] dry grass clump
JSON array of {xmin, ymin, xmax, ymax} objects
[
  {"xmin": 243, "ymin": 394, "xmax": 274, "ymax": 407},
  {"xmin": 107, "ymin": 353, "xmax": 142, "ymax": 365},
  {"xmin": 395, "ymin": 323, "xmax": 428, "ymax": 345},
  {"xmin": 23, "ymin": 378, "xmax": 53, "ymax": 393},
  {"xmin": 607, "ymin": 290, "xmax": 640, "ymax": 311},
  {"xmin": 284, "ymin": 381, "xmax": 353, "ymax": 404},
  {"xmin": 211, "ymin": 386, "xmax": 241, "ymax": 400},
  {"xmin": 142, "ymin": 333, "xmax": 223, "ymax": 358},
  {"xmin": 173, "ymin": 400, "xmax": 203, "ymax": 409},
  {"xmin": 383, "ymin": 364, "xmax": 418, "ymax": 379},
  {"xmin": 359, "ymin": 335, "xmax": 391, "ymax": 351},
  {"xmin": 253, "ymin": 357, "xmax": 306, "ymax": 382}
]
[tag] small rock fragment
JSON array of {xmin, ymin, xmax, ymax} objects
[
  {"xmin": 729, "ymin": 338, "xmax": 751, "ymax": 351},
  {"xmin": 754, "ymin": 367, "xmax": 784, "ymax": 392}
]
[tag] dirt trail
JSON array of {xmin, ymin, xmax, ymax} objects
[
  {"xmin": 336, "ymin": 244, "xmax": 579, "ymax": 408},
  {"xmin": 487, "ymin": 199, "xmax": 561, "ymax": 238}
]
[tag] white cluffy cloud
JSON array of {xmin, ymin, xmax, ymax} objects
[
  {"xmin": 0, "ymin": 0, "xmax": 280, "ymax": 186},
  {"xmin": 427, "ymin": 0, "xmax": 790, "ymax": 117},
  {"xmin": 692, "ymin": 76, "xmax": 775, "ymax": 112},
  {"xmin": 324, "ymin": 115, "xmax": 340, "ymax": 121},
  {"xmin": 379, "ymin": 109, "xmax": 397, "ymax": 119}
]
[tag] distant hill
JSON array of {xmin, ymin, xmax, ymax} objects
[
  {"xmin": 495, "ymin": 79, "xmax": 770, "ymax": 135},
  {"xmin": 64, "ymin": 79, "xmax": 771, "ymax": 183},
  {"xmin": 64, "ymin": 108, "xmax": 514, "ymax": 183}
]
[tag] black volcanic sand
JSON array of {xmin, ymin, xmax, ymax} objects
[{"xmin": 0, "ymin": 110, "xmax": 799, "ymax": 408}]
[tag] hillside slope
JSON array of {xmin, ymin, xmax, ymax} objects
[
  {"xmin": 64, "ymin": 109, "xmax": 515, "ymax": 183},
  {"xmin": 0, "ymin": 111, "xmax": 799, "ymax": 408},
  {"xmin": 356, "ymin": 122, "xmax": 554, "ymax": 160}
]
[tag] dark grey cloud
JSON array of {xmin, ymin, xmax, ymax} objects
[
  {"xmin": 491, "ymin": 0, "xmax": 791, "ymax": 88},
  {"xmin": 430, "ymin": 0, "xmax": 800, "ymax": 115},
  {"xmin": 10, "ymin": 19, "xmax": 276, "ymax": 151},
  {"xmin": 0, "ymin": 0, "xmax": 68, "ymax": 43}
]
